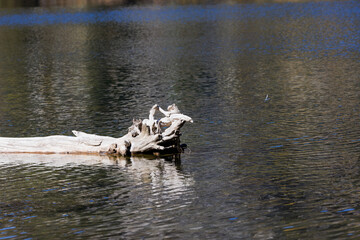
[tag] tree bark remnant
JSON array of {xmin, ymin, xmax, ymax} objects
[{"xmin": 0, "ymin": 104, "xmax": 193, "ymax": 156}]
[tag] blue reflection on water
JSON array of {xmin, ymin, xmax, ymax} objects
[
  {"xmin": 0, "ymin": 1, "xmax": 358, "ymax": 59},
  {"xmin": 337, "ymin": 208, "xmax": 355, "ymax": 213},
  {"xmin": 0, "ymin": 227, "xmax": 16, "ymax": 232},
  {"xmin": 0, "ymin": 236, "xmax": 17, "ymax": 240},
  {"xmin": 0, "ymin": 1, "xmax": 359, "ymax": 26}
]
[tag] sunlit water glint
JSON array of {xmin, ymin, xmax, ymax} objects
[{"xmin": 1, "ymin": 0, "xmax": 360, "ymax": 239}]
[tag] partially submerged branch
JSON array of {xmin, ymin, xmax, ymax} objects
[{"xmin": 0, "ymin": 104, "xmax": 193, "ymax": 156}]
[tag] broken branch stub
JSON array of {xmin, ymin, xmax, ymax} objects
[{"xmin": 0, "ymin": 104, "xmax": 193, "ymax": 156}]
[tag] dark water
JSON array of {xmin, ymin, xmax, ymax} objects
[{"xmin": 1, "ymin": 1, "xmax": 360, "ymax": 239}]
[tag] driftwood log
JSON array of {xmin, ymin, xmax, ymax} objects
[{"xmin": 0, "ymin": 104, "xmax": 193, "ymax": 156}]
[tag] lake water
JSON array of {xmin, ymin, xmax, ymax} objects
[{"xmin": 1, "ymin": 0, "xmax": 360, "ymax": 239}]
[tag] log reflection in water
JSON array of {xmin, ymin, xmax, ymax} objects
[{"xmin": 0, "ymin": 153, "xmax": 194, "ymax": 201}]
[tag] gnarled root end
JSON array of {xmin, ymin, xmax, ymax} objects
[{"xmin": 124, "ymin": 104, "xmax": 191, "ymax": 156}]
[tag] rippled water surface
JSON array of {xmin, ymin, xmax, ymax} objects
[{"xmin": 1, "ymin": 0, "xmax": 360, "ymax": 239}]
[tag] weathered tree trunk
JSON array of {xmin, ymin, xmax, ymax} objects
[{"xmin": 0, "ymin": 104, "xmax": 192, "ymax": 156}]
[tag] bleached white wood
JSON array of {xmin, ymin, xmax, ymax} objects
[{"xmin": 0, "ymin": 104, "xmax": 192, "ymax": 156}]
